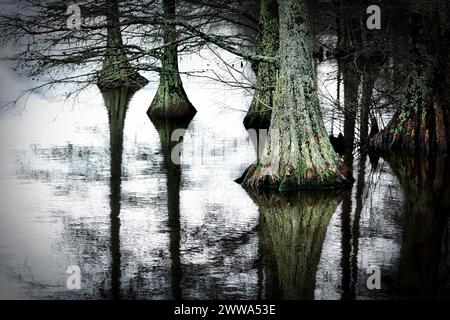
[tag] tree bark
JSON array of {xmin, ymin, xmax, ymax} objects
[
  {"xmin": 359, "ymin": 67, "xmax": 376, "ymax": 148},
  {"xmin": 97, "ymin": 0, "xmax": 148, "ymax": 90},
  {"xmin": 147, "ymin": 0, "xmax": 196, "ymax": 120},
  {"xmin": 342, "ymin": 61, "xmax": 359, "ymax": 168},
  {"xmin": 338, "ymin": 2, "xmax": 363, "ymax": 167},
  {"xmin": 369, "ymin": 1, "xmax": 450, "ymax": 154},
  {"xmin": 243, "ymin": 0, "xmax": 279, "ymax": 130},
  {"xmin": 240, "ymin": 0, "xmax": 351, "ymax": 191}
]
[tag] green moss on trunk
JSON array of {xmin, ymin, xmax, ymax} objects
[
  {"xmin": 97, "ymin": 0, "xmax": 148, "ymax": 90},
  {"xmin": 243, "ymin": 0, "xmax": 279, "ymax": 130},
  {"xmin": 370, "ymin": 3, "xmax": 450, "ymax": 153},
  {"xmin": 148, "ymin": 73, "xmax": 196, "ymax": 119},
  {"xmin": 240, "ymin": 0, "xmax": 351, "ymax": 192},
  {"xmin": 147, "ymin": 0, "xmax": 196, "ymax": 120}
]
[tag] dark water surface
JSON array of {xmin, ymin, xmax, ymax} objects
[{"xmin": 1, "ymin": 75, "xmax": 449, "ymax": 300}]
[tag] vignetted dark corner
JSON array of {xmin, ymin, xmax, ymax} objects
[{"xmin": 0, "ymin": 0, "xmax": 449, "ymax": 311}]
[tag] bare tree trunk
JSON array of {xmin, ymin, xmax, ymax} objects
[
  {"xmin": 359, "ymin": 67, "xmax": 376, "ymax": 148},
  {"xmin": 147, "ymin": 0, "xmax": 196, "ymax": 119},
  {"xmin": 98, "ymin": 0, "xmax": 147, "ymax": 89},
  {"xmin": 342, "ymin": 62, "xmax": 359, "ymax": 168},
  {"xmin": 240, "ymin": 0, "xmax": 351, "ymax": 191},
  {"xmin": 370, "ymin": 1, "xmax": 450, "ymax": 153},
  {"xmin": 338, "ymin": 1, "xmax": 362, "ymax": 168},
  {"xmin": 243, "ymin": 0, "xmax": 279, "ymax": 130}
]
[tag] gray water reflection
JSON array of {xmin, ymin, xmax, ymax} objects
[
  {"xmin": 0, "ymin": 82, "xmax": 450, "ymax": 299},
  {"xmin": 149, "ymin": 116, "xmax": 194, "ymax": 299},
  {"xmin": 388, "ymin": 154, "xmax": 450, "ymax": 298},
  {"xmin": 252, "ymin": 191, "xmax": 341, "ymax": 299}
]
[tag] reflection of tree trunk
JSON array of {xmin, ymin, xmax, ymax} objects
[
  {"xmin": 148, "ymin": 0, "xmax": 196, "ymax": 119},
  {"xmin": 255, "ymin": 211, "xmax": 281, "ymax": 300},
  {"xmin": 350, "ymin": 151, "xmax": 367, "ymax": 298},
  {"xmin": 339, "ymin": 147, "xmax": 371, "ymax": 300},
  {"xmin": 340, "ymin": 189, "xmax": 352, "ymax": 300},
  {"xmin": 340, "ymin": 151, "xmax": 368, "ymax": 300},
  {"xmin": 241, "ymin": 0, "xmax": 350, "ymax": 191},
  {"xmin": 102, "ymin": 87, "xmax": 137, "ymax": 299},
  {"xmin": 243, "ymin": 0, "xmax": 279, "ymax": 130},
  {"xmin": 339, "ymin": 145, "xmax": 355, "ymax": 300},
  {"xmin": 150, "ymin": 116, "xmax": 194, "ymax": 299},
  {"xmin": 255, "ymin": 218, "xmax": 264, "ymax": 300},
  {"xmin": 98, "ymin": 0, "xmax": 148, "ymax": 89},
  {"xmin": 385, "ymin": 153, "xmax": 450, "ymax": 298},
  {"xmin": 250, "ymin": 192, "xmax": 341, "ymax": 299}
]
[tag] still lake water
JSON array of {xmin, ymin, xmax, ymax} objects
[{"xmin": 0, "ymin": 61, "xmax": 449, "ymax": 300}]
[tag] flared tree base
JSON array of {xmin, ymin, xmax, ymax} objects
[
  {"xmin": 147, "ymin": 83, "xmax": 197, "ymax": 120},
  {"xmin": 237, "ymin": 163, "xmax": 353, "ymax": 193},
  {"xmin": 97, "ymin": 71, "xmax": 149, "ymax": 91},
  {"xmin": 369, "ymin": 103, "xmax": 449, "ymax": 154},
  {"xmin": 243, "ymin": 111, "xmax": 272, "ymax": 130}
]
